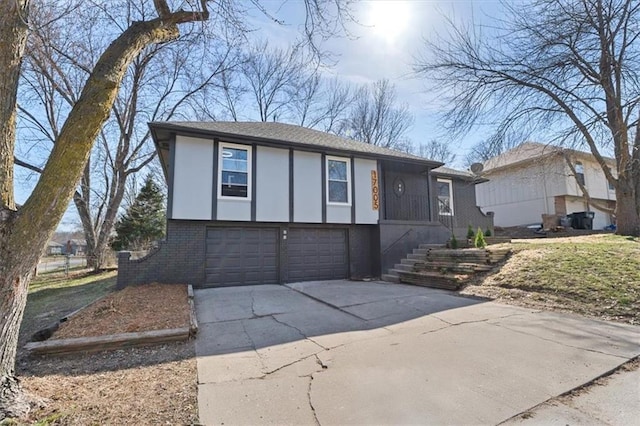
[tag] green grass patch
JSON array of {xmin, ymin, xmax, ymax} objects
[
  {"xmin": 19, "ymin": 270, "xmax": 117, "ymax": 345},
  {"xmin": 486, "ymin": 235, "xmax": 639, "ymax": 322}
]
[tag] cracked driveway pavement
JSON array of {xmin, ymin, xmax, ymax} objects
[{"xmin": 194, "ymin": 280, "xmax": 640, "ymax": 425}]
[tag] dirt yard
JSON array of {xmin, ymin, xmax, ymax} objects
[{"xmin": 15, "ymin": 282, "xmax": 198, "ymax": 425}]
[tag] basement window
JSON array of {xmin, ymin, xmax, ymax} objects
[{"xmin": 218, "ymin": 143, "xmax": 251, "ymax": 199}]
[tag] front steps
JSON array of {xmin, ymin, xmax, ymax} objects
[{"xmin": 383, "ymin": 245, "xmax": 511, "ymax": 291}]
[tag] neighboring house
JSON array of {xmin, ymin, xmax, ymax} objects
[
  {"xmin": 61, "ymin": 239, "xmax": 87, "ymax": 256},
  {"xmin": 475, "ymin": 142, "xmax": 617, "ymax": 230},
  {"xmin": 117, "ymin": 122, "xmax": 493, "ymax": 288},
  {"xmin": 46, "ymin": 241, "xmax": 63, "ymax": 256}
]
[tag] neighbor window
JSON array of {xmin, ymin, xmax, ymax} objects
[
  {"xmin": 608, "ymin": 181, "xmax": 615, "ymax": 191},
  {"xmin": 437, "ymin": 179, "xmax": 453, "ymax": 216},
  {"xmin": 574, "ymin": 162, "xmax": 585, "ymax": 186},
  {"xmin": 326, "ymin": 156, "xmax": 351, "ymax": 204},
  {"xmin": 218, "ymin": 143, "xmax": 251, "ymax": 199}
]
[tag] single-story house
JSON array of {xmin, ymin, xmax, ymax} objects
[
  {"xmin": 117, "ymin": 122, "xmax": 493, "ymax": 288},
  {"xmin": 475, "ymin": 142, "xmax": 616, "ymax": 230},
  {"xmin": 46, "ymin": 241, "xmax": 63, "ymax": 256},
  {"xmin": 61, "ymin": 239, "xmax": 87, "ymax": 256}
]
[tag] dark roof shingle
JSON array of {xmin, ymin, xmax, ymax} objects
[{"xmin": 150, "ymin": 121, "xmax": 441, "ymax": 166}]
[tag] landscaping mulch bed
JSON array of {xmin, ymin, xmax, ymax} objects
[
  {"xmin": 52, "ymin": 283, "xmax": 189, "ymax": 339},
  {"xmin": 15, "ymin": 282, "xmax": 197, "ymax": 425}
]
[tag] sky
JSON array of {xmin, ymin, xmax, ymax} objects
[
  {"xmin": 247, "ymin": 0, "xmax": 506, "ymax": 166},
  {"xmin": 16, "ymin": 0, "xmax": 507, "ymax": 232}
]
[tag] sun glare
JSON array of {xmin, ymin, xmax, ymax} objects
[{"xmin": 367, "ymin": 1, "xmax": 411, "ymax": 42}]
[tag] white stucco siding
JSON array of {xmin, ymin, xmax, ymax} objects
[
  {"xmin": 217, "ymin": 199, "xmax": 251, "ymax": 221},
  {"xmin": 487, "ymin": 198, "xmax": 550, "ymax": 227},
  {"xmin": 354, "ymin": 158, "xmax": 379, "ymax": 224},
  {"xmin": 256, "ymin": 146, "xmax": 289, "ymax": 222},
  {"xmin": 171, "ymin": 136, "xmax": 213, "ymax": 220},
  {"xmin": 293, "ymin": 151, "xmax": 322, "ymax": 223},
  {"xmin": 326, "ymin": 205, "xmax": 351, "ymax": 223}
]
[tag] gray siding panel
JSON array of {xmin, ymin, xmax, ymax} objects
[
  {"xmin": 293, "ymin": 151, "xmax": 322, "ymax": 223},
  {"xmin": 256, "ymin": 146, "xmax": 289, "ymax": 222},
  {"xmin": 217, "ymin": 199, "xmax": 251, "ymax": 221},
  {"xmin": 326, "ymin": 205, "xmax": 351, "ymax": 223},
  {"xmin": 354, "ymin": 158, "xmax": 379, "ymax": 224}
]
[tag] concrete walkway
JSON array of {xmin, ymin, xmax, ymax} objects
[{"xmin": 194, "ymin": 280, "xmax": 640, "ymax": 425}]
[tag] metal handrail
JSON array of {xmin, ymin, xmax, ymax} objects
[
  {"xmin": 382, "ymin": 228, "xmax": 414, "ymax": 255},
  {"xmin": 437, "ymin": 198, "xmax": 454, "ymax": 232}
]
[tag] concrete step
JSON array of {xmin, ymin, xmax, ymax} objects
[
  {"xmin": 406, "ymin": 253, "xmax": 428, "ymax": 261},
  {"xmin": 380, "ymin": 273, "xmax": 400, "ymax": 284},
  {"xmin": 393, "ymin": 263, "xmax": 414, "ymax": 272},
  {"xmin": 412, "ymin": 248, "xmax": 429, "ymax": 255},
  {"xmin": 401, "ymin": 258, "xmax": 421, "ymax": 265},
  {"xmin": 419, "ymin": 244, "xmax": 445, "ymax": 249}
]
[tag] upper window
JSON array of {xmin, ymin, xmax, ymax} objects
[
  {"xmin": 437, "ymin": 179, "xmax": 454, "ymax": 216},
  {"xmin": 326, "ymin": 156, "xmax": 351, "ymax": 204},
  {"xmin": 574, "ymin": 162, "xmax": 585, "ymax": 186},
  {"xmin": 218, "ymin": 143, "xmax": 251, "ymax": 199}
]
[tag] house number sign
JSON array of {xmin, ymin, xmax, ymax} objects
[{"xmin": 371, "ymin": 170, "xmax": 379, "ymax": 210}]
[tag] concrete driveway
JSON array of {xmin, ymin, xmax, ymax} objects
[{"xmin": 194, "ymin": 280, "xmax": 639, "ymax": 425}]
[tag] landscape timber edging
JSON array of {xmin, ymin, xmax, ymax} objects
[
  {"xmin": 25, "ymin": 284, "xmax": 199, "ymax": 356},
  {"xmin": 24, "ymin": 328, "xmax": 191, "ymax": 355}
]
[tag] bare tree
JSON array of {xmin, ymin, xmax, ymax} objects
[
  {"xmin": 0, "ymin": 0, "xmax": 353, "ymax": 418},
  {"xmin": 416, "ymin": 139, "xmax": 456, "ymax": 164},
  {"xmin": 17, "ymin": 2, "xmax": 234, "ymax": 270},
  {"xmin": 415, "ymin": 0, "xmax": 640, "ymax": 236},
  {"xmin": 464, "ymin": 130, "xmax": 526, "ymax": 167},
  {"xmin": 340, "ymin": 79, "xmax": 414, "ymax": 150}
]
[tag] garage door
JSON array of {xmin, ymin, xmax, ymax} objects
[
  {"xmin": 205, "ymin": 227, "xmax": 278, "ymax": 287},
  {"xmin": 288, "ymin": 228, "xmax": 348, "ymax": 282}
]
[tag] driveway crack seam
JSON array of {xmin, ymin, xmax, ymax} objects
[
  {"xmin": 285, "ymin": 285, "xmax": 366, "ymax": 321},
  {"xmin": 270, "ymin": 315, "xmax": 329, "ymax": 350},
  {"xmin": 307, "ymin": 375, "xmax": 321, "ymax": 426},
  {"xmin": 486, "ymin": 322, "xmax": 632, "ymax": 359}
]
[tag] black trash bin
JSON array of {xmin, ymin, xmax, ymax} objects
[{"xmin": 570, "ymin": 211, "xmax": 595, "ymax": 229}]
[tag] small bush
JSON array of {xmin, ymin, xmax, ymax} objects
[
  {"xmin": 474, "ymin": 227, "xmax": 486, "ymax": 248},
  {"xmin": 450, "ymin": 234, "xmax": 459, "ymax": 249},
  {"xmin": 467, "ymin": 224, "xmax": 475, "ymax": 240},
  {"xmin": 484, "ymin": 228, "xmax": 492, "ymax": 237}
]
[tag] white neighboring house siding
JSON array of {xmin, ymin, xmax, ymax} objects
[
  {"xmin": 476, "ymin": 159, "xmax": 567, "ymax": 227},
  {"xmin": 171, "ymin": 135, "xmax": 213, "ymax": 220},
  {"xmin": 170, "ymin": 136, "xmax": 380, "ymax": 224}
]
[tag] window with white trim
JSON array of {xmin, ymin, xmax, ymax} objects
[
  {"xmin": 437, "ymin": 178, "xmax": 454, "ymax": 216},
  {"xmin": 326, "ymin": 156, "xmax": 351, "ymax": 204},
  {"xmin": 574, "ymin": 161, "xmax": 585, "ymax": 186},
  {"xmin": 218, "ymin": 143, "xmax": 251, "ymax": 199}
]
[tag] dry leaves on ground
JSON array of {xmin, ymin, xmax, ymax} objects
[
  {"xmin": 16, "ymin": 283, "xmax": 197, "ymax": 425},
  {"xmin": 53, "ymin": 283, "xmax": 189, "ymax": 339}
]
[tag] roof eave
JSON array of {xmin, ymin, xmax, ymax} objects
[{"xmin": 148, "ymin": 122, "xmax": 441, "ymax": 169}]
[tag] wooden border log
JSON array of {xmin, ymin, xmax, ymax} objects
[{"xmin": 24, "ymin": 327, "xmax": 190, "ymax": 356}]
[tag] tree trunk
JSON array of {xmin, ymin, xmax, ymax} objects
[
  {"xmin": 0, "ymin": 3, "xmax": 209, "ymax": 418},
  {"xmin": 615, "ymin": 173, "xmax": 640, "ymax": 237},
  {"xmin": 0, "ymin": 0, "xmax": 32, "ymax": 419}
]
